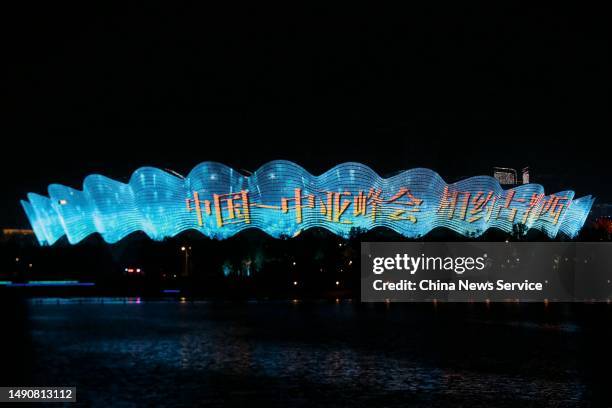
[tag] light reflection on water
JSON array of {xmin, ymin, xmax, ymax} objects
[{"xmin": 24, "ymin": 299, "xmax": 598, "ymax": 407}]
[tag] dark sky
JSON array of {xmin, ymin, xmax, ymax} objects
[{"xmin": 1, "ymin": 3, "xmax": 608, "ymax": 227}]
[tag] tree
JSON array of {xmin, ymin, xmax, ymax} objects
[
  {"xmin": 592, "ymin": 217, "xmax": 612, "ymax": 241},
  {"xmin": 512, "ymin": 223, "xmax": 528, "ymax": 241}
]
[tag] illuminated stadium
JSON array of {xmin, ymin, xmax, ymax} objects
[{"xmin": 21, "ymin": 161, "xmax": 595, "ymax": 245}]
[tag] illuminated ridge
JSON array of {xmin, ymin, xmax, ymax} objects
[{"xmin": 21, "ymin": 161, "xmax": 594, "ymax": 245}]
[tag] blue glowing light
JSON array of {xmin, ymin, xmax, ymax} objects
[
  {"xmin": 21, "ymin": 161, "xmax": 594, "ymax": 245},
  {"xmin": 5, "ymin": 281, "xmax": 96, "ymax": 287}
]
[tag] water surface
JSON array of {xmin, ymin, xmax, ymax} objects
[{"xmin": 7, "ymin": 299, "xmax": 612, "ymax": 407}]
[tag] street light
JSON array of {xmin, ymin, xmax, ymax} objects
[{"xmin": 180, "ymin": 246, "xmax": 190, "ymax": 276}]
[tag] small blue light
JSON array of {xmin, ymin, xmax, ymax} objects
[{"xmin": 7, "ymin": 282, "xmax": 95, "ymax": 287}]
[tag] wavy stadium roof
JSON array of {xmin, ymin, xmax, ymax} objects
[{"xmin": 21, "ymin": 161, "xmax": 594, "ymax": 245}]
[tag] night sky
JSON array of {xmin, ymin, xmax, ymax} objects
[{"xmin": 1, "ymin": 3, "xmax": 608, "ymax": 227}]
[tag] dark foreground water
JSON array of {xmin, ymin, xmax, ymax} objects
[{"xmin": 3, "ymin": 298, "xmax": 612, "ymax": 407}]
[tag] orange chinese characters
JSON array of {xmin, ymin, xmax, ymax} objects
[
  {"xmin": 438, "ymin": 186, "xmax": 459, "ymax": 219},
  {"xmin": 186, "ymin": 190, "xmax": 251, "ymax": 227},
  {"xmin": 281, "ymin": 188, "xmax": 314, "ymax": 223},
  {"xmin": 438, "ymin": 186, "xmax": 467, "ymax": 220},
  {"xmin": 187, "ymin": 187, "xmax": 427, "ymax": 227},
  {"xmin": 466, "ymin": 191, "xmax": 496, "ymax": 222},
  {"xmin": 521, "ymin": 193, "xmax": 545, "ymax": 224},
  {"xmin": 436, "ymin": 187, "xmax": 570, "ymax": 226},
  {"xmin": 353, "ymin": 188, "xmax": 383, "ymax": 220},
  {"xmin": 438, "ymin": 187, "xmax": 497, "ymax": 223},
  {"xmin": 494, "ymin": 190, "xmax": 523, "ymax": 222},
  {"xmin": 536, "ymin": 194, "xmax": 570, "ymax": 225},
  {"xmin": 385, "ymin": 188, "xmax": 423, "ymax": 223},
  {"xmin": 493, "ymin": 190, "xmax": 549, "ymax": 223},
  {"xmin": 319, "ymin": 191, "xmax": 352, "ymax": 223}
]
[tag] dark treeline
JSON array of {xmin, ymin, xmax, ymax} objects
[{"xmin": 1, "ymin": 222, "xmax": 610, "ymax": 299}]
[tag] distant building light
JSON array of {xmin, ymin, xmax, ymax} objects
[
  {"xmin": 493, "ymin": 167, "xmax": 518, "ymax": 185},
  {"xmin": 293, "ymin": 281, "xmax": 298, "ymax": 286},
  {"xmin": 2, "ymin": 229, "xmax": 34, "ymax": 237},
  {"xmin": 493, "ymin": 166, "xmax": 530, "ymax": 185},
  {"xmin": 59, "ymin": 199, "xmax": 68, "ymax": 205},
  {"xmin": 522, "ymin": 167, "xmax": 530, "ymax": 184}
]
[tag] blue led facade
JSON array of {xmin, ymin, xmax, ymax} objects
[{"xmin": 21, "ymin": 161, "xmax": 594, "ymax": 245}]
